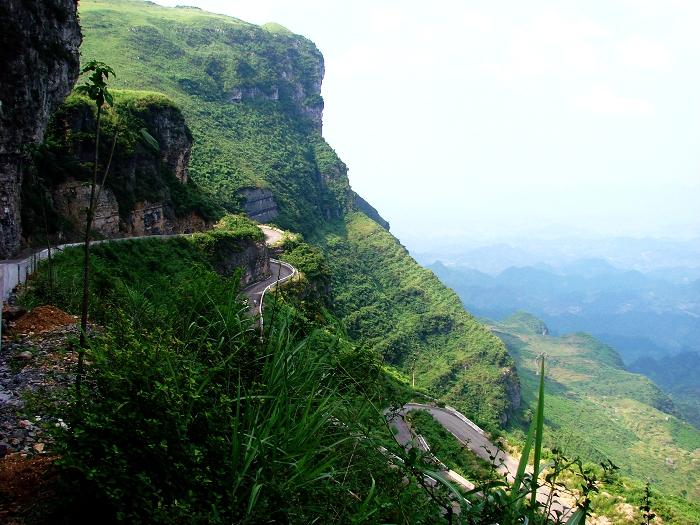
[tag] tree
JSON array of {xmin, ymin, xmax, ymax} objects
[{"xmin": 74, "ymin": 60, "xmax": 119, "ymax": 392}]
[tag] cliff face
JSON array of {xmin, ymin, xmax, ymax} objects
[
  {"xmin": 22, "ymin": 92, "xmax": 216, "ymax": 244},
  {"xmin": 75, "ymin": 0, "xmax": 352, "ymax": 235},
  {"xmin": 215, "ymin": 240, "xmax": 270, "ymax": 286},
  {"xmin": 0, "ymin": 0, "xmax": 82, "ymax": 259}
]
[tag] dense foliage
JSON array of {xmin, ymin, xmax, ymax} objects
[
  {"xmin": 19, "ymin": 234, "xmax": 564, "ymax": 525},
  {"xmin": 314, "ymin": 213, "xmax": 518, "ymax": 430},
  {"xmin": 76, "ymin": 0, "xmax": 352, "ymax": 236}
]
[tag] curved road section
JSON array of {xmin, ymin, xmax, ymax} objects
[
  {"xmin": 395, "ymin": 404, "xmax": 517, "ymax": 478},
  {"xmin": 241, "ymin": 260, "xmax": 295, "ymax": 317},
  {"xmin": 391, "ymin": 404, "xmax": 570, "ymax": 517},
  {"xmin": 240, "ymin": 226, "xmax": 297, "ymax": 324}
]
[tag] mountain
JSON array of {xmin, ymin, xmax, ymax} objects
[
  {"xmin": 428, "ymin": 260, "xmax": 700, "ymax": 360},
  {"xmin": 412, "ymin": 236, "xmax": 700, "ymax": 274},
  {"xmin": 630, "ymin": 351, "xmax": 700, "ymax": 429},
  {"xmin": 485, "ymin": 313, "xmax": 700, "ymax": 504},
  {"xmin": 17, "ymin": 0, "xmax": 518, "ymax": 429}
]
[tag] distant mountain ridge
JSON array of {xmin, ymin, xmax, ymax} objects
[
  {"xmin": 413, "ymin": 236, "xmax": 700, "ymax": 275},
  {"xmin": 428, "ymin": 259, "xmax": 700, "ymax": 360}
]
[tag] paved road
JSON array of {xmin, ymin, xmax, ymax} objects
[
  {"xmin": 260, "ymin": 226, "xmax": 284, "ymax": 245},
  {"xmin": 391, "ymin": 404, "xmax": 571, "ymax": 517},
  {"xmin": 240, "ymin": 226, "xmax": 295, "ymax": 320},
  {"xmin": 396, "ymin": 404, "xmax": 517, "ymax": 478},
  {"xmin": 241, "ymin": 260, "xmax": 294, "ymax": 313}
]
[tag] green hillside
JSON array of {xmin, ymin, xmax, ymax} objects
[
  {"xmin": 72, "ymin": 0, "xmax": 517, "ymax": 428},
  {"xmin": 315, "ymin": 213, "xmax": 518, "ymax": 427},
  {"xmin": 77, "ymin": 0, "xmax": 350, "ymax": 235},
  {"xmin": 488, "ymin": 315, "xmax": 700, "ymax": 502}
]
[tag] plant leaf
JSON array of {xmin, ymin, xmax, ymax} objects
[{"xmin": 140, "ymin": 129, "xmax": 160, "ymax": 151}]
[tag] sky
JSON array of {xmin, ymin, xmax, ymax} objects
[{"xmin": 152, "ymin": 0, "xmax": 700, "ymax": 245}]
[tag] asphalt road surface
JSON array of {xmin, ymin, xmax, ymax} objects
[
  {"xmin": 390, "ymin": 404, "xmax": 570, "ymax": 517},
  {"xmin": 388, "ymin": 404, "xmax": 515, "ymax": 479},
  {"xmin": 241, "ymin": 260, "xmax": 293, "ymax": 312}
]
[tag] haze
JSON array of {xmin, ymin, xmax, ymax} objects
[{"xmin": 152, "ymin": 0, "xmax": 700, "ymax": 244}]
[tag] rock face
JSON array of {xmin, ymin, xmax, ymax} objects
[
  {"xmin": 24, "ymin": 93, "xmax": 213, "ymax": 243},
  {"xmin": 50, "ymin": 179, "xmax": 209, "ymax": 239},
  {"xmin": 0, "ymin": 0, "xmax": 82, "ymax": 259},
  {"xmin": 224, "ymin": 37, "xmax": 325, "ymax": 133},
  {"xmin": 240, "ymin": 188, "xmax": 279, "ymax": 223},
  {"xmin": 215, "ymin": 240, "xmax": 270, "ymax": 287}
]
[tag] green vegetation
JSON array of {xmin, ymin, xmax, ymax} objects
[
  {"xmin": 630, "ymin": 351, "xmax": 700, "ymax": 429},
  {"xmin": 491, "ymin": 313, "xmax": 700, "ymax": 507},
  {"xmin": 314, "ymin": 213, "xmax": 517, "ymax": 430},
  {"xmin": 20, "ymin": 231, "xmax": 445, "ymax": 523},
  {"xmin": 12, "ymin": 0, "xmax": 700, "ymax": 522},
  {"xmin": 495, "ymin": 310, "xmax": 549, "ymax": 336},
  {"xmin": 17, "ymin": 233, "xmax": 567, "ymax": 524},
  {"xmin": 70, "ymin": 0, "xmax": 519, "ymax": 428},
  {"xmin": 77, "ymin": 0, "xmax": 352, "ymax": 236}
]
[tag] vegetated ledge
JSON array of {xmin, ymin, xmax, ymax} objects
[{"xmin": 21, "ymin": 90, "xmax": 221, "ymax": 250}]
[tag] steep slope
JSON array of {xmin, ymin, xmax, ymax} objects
[
  {"xmin": 77, "ymin": 0, "xmax": 351, "ymax": 235},
  {"xmin": 315, "ymin": 214, "xmax": 519, "ymax": 427},
  {"xmin": 71, "ymin": 0, "xmax": 518, "ymax": 427},
  {"xmin": 486, "ymin": 314, "xmax": 700, "ymax": 501}
]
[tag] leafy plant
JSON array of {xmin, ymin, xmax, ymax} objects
[{"xmin": 74, "ymin": 60, "xmax": 120, "ymax": 392}]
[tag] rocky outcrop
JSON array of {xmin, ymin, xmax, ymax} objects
[
  {"xmin": 50, "ymin": 179, "xmax": 209, "ymax": 238},
  {"xmin": 239, "ymin": 188, "xmax": 279, "ymax": 223},
  {"xmin": 215, "ymin": 240, "xmax": 270, "ymax": 287},
  {"xmin": 23, "ymin": 93, "xmax": 214, "ymax": 243},
  {"xmin": 0, "ymin": 0, "xmax": 82, "ymax": 259}
]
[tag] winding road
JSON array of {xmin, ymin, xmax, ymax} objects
[
  {"xmin": 4, "ymin": 225, "xmax": 569, "ymax": 516},
  {"xmin": 240, "ymin": 226, "xmax": 296, "ymax": 322},
  {"xmin": 390, "ymin": 404, "xmax": 571, "ymax": 516},
  {"xmin": 393, "ymin": 404, "xmax": 517, "ymax": 479}
]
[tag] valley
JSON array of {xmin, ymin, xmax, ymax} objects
[{"xmin": 1, "ymin": 0, "xmax": 698, "ymax": 522}]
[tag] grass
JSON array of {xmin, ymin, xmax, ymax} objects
[
  {"xmin": 314, "ymin": 212, "xmax": 518, "ymax": 430},
  {"xmin": 494, "ymin": 318, "xmax": 700, "ymax": 504}
]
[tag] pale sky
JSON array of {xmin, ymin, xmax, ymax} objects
[{"xmin": 151, "ymin": 0, "xmax": 700, "ymax": 243}]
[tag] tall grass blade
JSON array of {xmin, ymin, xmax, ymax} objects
[{"xmin": 528, "ymin": 356, "xmax": 547, "ymax": 523}]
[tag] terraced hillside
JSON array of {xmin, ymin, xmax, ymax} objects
[{"xmin": 487, "ymin": 312, "xmax": 700, "ymax": 502}]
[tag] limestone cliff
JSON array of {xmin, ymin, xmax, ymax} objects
[
  {"xmin": 0, "ymin": 0, "xmax": 82, "ymax": 259},
  {"xmin": 21, "ymin": 91, "xmax": 217, "ymax": 244},
  {"xmin": 215, "ymin": 239, "xmax": 270, "ymax": 287}
]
